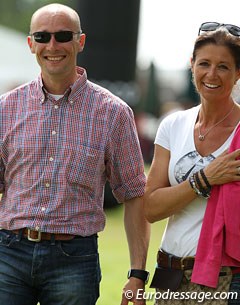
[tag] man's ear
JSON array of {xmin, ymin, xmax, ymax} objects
[
  {"xmin": 27, "ymin": 36, "xmax": 35, "ymax": 54},
  {"xmin": 78, "ymin": 33, "xmax": 86, "ymax": 53}
]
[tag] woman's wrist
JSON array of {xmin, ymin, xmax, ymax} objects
[{"xmin": 189, "ymin": 170, "xmax": 212, "ymax": 199}]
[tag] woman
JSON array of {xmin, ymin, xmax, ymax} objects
[{"xmin": 144, "ymin": 23, "xmax": 240, "ymax": 305}]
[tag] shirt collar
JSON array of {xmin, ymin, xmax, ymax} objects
[{"xmin": 37, "ymin": 66, "xmax": 87, "ymax": 105}]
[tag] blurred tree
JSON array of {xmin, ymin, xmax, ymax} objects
[
  {"xmin": 182, "ymin": 68, "xmax": 200, "ymax": 106},
  {"xmin": 143, "ymin": 62, "xmax": 160, "ymax": 117}
]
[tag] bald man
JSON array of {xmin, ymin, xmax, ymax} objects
[{"xmin": 0, "ymin": 3, "xmax": 150, "ymax": 305}]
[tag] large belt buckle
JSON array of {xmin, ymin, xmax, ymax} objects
[{"xmin": 27, "ymin": 229, "xmax": 42, "ymax": 242}]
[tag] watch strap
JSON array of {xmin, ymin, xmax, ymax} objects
[{"xmin": 127, "ymin": 269, "xmax": 150, "ymax": 284}]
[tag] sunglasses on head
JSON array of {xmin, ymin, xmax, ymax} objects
[
  {"xmin": 198, "ymin": 22, "xmax": 240, "ymax": 37},
  {"xmin": 31, "ymin": 31, "xmax": 81, "ymax": 43}
]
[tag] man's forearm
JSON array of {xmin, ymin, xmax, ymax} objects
[{"xmin": 124, "ymin": 196, "xmax": 150, "ymax": 269}]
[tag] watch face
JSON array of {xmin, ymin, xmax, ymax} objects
[{"xmin": 127, "ymin": 270, "xmax": 149, "ymax": 283}]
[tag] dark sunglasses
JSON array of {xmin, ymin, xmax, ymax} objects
[
  {"xmin": 31, "ymin": 31, "xmax": 81, "ymax": 43},
  {"xmin": 198, "ymin": 22, "xmax": 240, "ymax": 37}
]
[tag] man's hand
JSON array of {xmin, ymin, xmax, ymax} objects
[{"xmin": 120, "ymin": 277, "xmax": 146, "ymax": 305}]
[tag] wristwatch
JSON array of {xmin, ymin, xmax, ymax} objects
[{"xmin": 127, "ymin": 269, "xmax": 150, "ymax": 284}]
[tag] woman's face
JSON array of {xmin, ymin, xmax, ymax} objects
[{"xmin": 191, "ymin": 44, "xmax": 240, "ymax": 102}]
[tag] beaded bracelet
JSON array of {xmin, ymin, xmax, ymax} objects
[
  {"xmin": 189, "ymin": 172, "xmax": 211, "ymax": 199},
  {"xmin": 199, "ymin": 169, "xmax": 212, "ymax": 191},
  {"xmin": 189, "ymin": 175, "xmax": 202, "ymax": 197}
]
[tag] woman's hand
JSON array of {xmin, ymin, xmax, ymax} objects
[{"xmin": 204, "ymin": 149, "xmax": 240, "ymax": 185}]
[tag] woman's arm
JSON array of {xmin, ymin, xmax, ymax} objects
[
  {"xmin": 143, "ymin": 144, "xmax": 197, "ymax": 223},
  {"xmin": 144, "ymin": 145, "xmax": 240, "ymax": 223}
]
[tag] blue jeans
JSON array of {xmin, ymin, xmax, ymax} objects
[
  {"xmin": 0, "ymin": 230, "xmax": 101, "ymax": 305},
  {"xmin": 229, "ymin": 273, "xmax": 240, "ymax": 305}
]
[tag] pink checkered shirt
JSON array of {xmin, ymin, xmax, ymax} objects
[{"xmin": 0, "ymin": 67, "xmax": 146, "ymax": 236}]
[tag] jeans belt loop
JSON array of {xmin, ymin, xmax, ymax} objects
[
  {"xmin": 50, "ymin": 234, "xmax": 56, "ymax": 245},
  {"xmin": 168, "ymin": 254, "xmax": 173, "ymax": 268},
  {"xmin": 16, "ymin": 229, "xmax": 23, "ymax": 242},
  {"xmin": 27, "ymin": 229, "xmax": 41, "ymax": 242}
]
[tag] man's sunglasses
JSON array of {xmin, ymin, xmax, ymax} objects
[
  {"xmin": 198, "ymin": 22, "xmax": 240, "ymax": 37},
  {"xmin": 30, "ymin": 31, "xmax": 81, "ymax": 43}
]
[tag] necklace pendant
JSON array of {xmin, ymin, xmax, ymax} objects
[{"xmin": 199, "ymin": 134, "xmax": 205, "ymax": 141}]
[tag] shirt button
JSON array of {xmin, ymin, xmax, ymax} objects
[
  {"xmin": 45, "ymin": 182, "xmax": 50, "ymax": 188},
  {"xmin": 41, "ymin": 207, "xmax": 46, "ymax": 212},
  {"xmin": 54, "ymin": 105, "xmax": 59, "ymax": 109},
  {"xmin": 69, "ymin": 100, "xmax": 74, "ymax": 104},
  {"xmin": 52, "ymin": 130, "xmax": 57, "ymax": 135},
  {"xmin": 49, "ymin": 157, "xmax": 54, "ymax": 162}
]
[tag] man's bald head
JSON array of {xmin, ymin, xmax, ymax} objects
[{"xmin": 30, "ymin": 3, "xmax": 81, "ymax": 33}]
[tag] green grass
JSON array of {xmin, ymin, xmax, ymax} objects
[{"xmin": 97, "ymin": 205, "xmax": 166, "ymax": 304}]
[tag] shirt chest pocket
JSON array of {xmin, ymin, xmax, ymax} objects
[{"xmin": 66, "ymin": 145, "xmax": 105, "ymax": 191}]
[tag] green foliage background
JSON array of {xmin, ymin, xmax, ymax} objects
[{"xmin": 0, "ymin": 0, "xmax": 78, "ymax": 34}]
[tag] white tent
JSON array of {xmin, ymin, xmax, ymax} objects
[{"xmin": 0, "ymin": 25, "xmax": 40, "ymax": 94}]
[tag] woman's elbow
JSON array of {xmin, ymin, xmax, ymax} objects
[
  {"xmin": 144, "ymin": 196, "xmax": 168, "ymax": 223},
  {"xmin": 143, "ymin": 198, "xmax": 159, "ymax": 223},
  {"xmin": 145, "ymin": 212, "xmax": 157, "ymax": 223}
]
